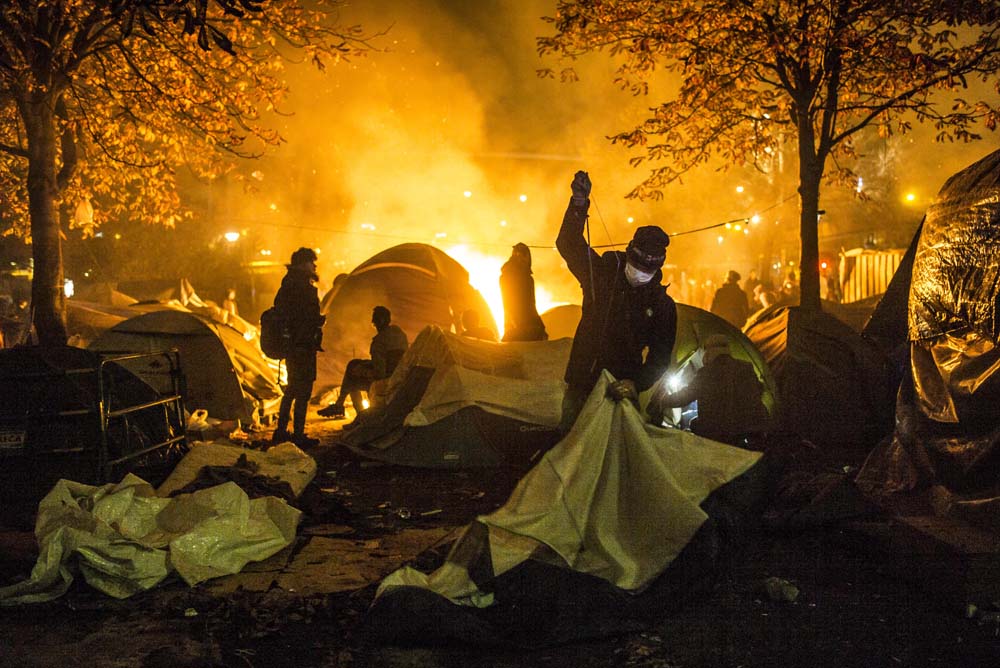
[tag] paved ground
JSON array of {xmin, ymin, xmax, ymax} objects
[{"xmin": 2, "ymin": 406, "xmax": 999, "ymax": 667}]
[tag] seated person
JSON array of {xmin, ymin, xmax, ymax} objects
[
  {"xmin": 459, "ymin": 308, "xmax": 498, "ymax": 342},
  {"xmin": 319, "ymin": 305, "xmax": 409, "ymax": 419},
  {"xmin": 647, "ymin": 334, "xmax": 770, "ymax": 445}
]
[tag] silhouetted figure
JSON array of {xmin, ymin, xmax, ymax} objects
[
  {"xmin": 319, "ymin": 305, "xmax": 409, "ymax": 419},
  {"xmin": 460, "ymin": 308, "xmax": 497, "ymax": 342},
  {"xmin": 272, "ymin": 247, "xmax": 325, "ymax": 447},
  {"xmin": 222, "ymin": 287, "xmax": 239, "ymax": 322},
  {"xmin": 648, "ymin": 334, "xmax": 770, "ymax": 445},
  {"xmin": 499, "ymin": 242, "xmax": 548, "ymax": 342},
  {"xmin": 711, "ymin": 270, "xmax": 749, "ymax": 328},
  {"xmin": 557, "ymin": 170, "xmax": 677, "ymax": 432}
]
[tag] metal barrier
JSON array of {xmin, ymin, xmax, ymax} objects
[
  {"xmin": 96, "ymin": 350, "xmax": 187, "ymax": 482},
  {"xmin": 0, "ymin": 348, "xmax": 187, "ymax": 489}
]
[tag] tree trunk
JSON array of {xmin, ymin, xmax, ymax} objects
[
  {"xmin": 796, "ymin": 123, "xmax": 823, "ymax": 312},
  {"xmin": 23, "ymin": 95, "xmax": 68, "ymax": 346}
]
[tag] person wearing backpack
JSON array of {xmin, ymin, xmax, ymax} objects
[{"xmin": 271, "ymin": 247, "xmax": 325, "ymax": 447}]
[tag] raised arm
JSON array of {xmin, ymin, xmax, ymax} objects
[{"xmin": 556, "ymin": 171, "xmax": 600, "ymax": 284}]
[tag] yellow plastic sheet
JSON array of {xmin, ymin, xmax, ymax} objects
[{"xmin": 0, "ymin": 474, "xmax": 300, "ymax": 605}]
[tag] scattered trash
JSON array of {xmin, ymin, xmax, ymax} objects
[
  {"xmin": 471, "ymin": 491, "xmax": 485, "ymax": 499},
  {"xmin": 396, "ymin": 508, "xmax": 411, "ymax": 520},
  {"xmin": 759, "ymin": 576, "xmax": 800, "ymax": 603},
  {"xmin": 184, "ymin": 607, "xmax": 198, "ymax": 617},
  {"xmin": 419, "ymin": 509, "xmax": 443, "ymax": 517},
  {"xmin": 325, "ymin": 470, "xmax": 338, "ymax": 478},
  {"xmin": 319, "ymin": 487, "xmax": 340, "ymax": 494}
]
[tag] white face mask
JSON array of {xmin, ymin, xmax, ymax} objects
[{"xmin": 624, "ymin": 262, "xmax": 655, "ymax": 286}]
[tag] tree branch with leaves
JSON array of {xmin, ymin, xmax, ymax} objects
[{"xmin": 538, "ymin": 0, "xmax": 1000, "ymax": 310}]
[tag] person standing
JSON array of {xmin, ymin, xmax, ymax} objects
[
  {"xmin": 499, "ymin": 242, "xmax": 548, "ymax": 342},
  {"xmin": 711, "ymin": 270, "xmax": 750, "ymax": 328},
  {"xmin": 556, "ymin": 170, "xmax": 678, "ymax": 432},
  {"xmin": 318, "ymin": 305, "xmax": 409, "ymax": 419},
  {"xmin": 272, "ymin": 247, "xmax": 325, "ymax": 447}
]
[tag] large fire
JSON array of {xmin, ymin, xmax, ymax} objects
[{"xmin": 445, "ymin": 244, "xmax": 562, "ymax": 336}]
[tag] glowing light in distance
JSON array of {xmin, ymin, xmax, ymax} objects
[
  {"xmin": 224, "ymin": 231, "xmax": 240, "ymax": 243},
  {"xmin": 269, "ymin": 203, "xmax": 278, "ymax": 211},
  {"xmin": 743, "ymin": 228, "xmax": 750, "ymax": 235},
  {"xmin": 435, "ymin": 232, "xmax": 447, "ymax": 238},
  {"xmin": 360, "ymin": 223, "xmax": 376, "ymax": 231},
  {"xmin": 361, "ymin": 399, "xmax": 370, "ymax": 410},
  {"xmin": 667, "ymin": 373, "xmax": 684, "ymax": 392},
  {"xmin": 820, "ymin": 261, "xmax": 828, "ymax": 270},
  {"xmin": 260, "ymin": 249, "xmax": 272, "ymax": 256},
  {"xmin": 717, "ymin": 236, "xmax": 724, "ymax": 244},
  {"xmin": 114, "ymin": 233, "xmax": 122, "ymax": 240},
  {"xmin": 627, "ymin": 216, "xmax": 634, "ymax": 223},
  {"xmin": 313, "ymin": 248, "xmax": 321, "ymax": 255},
  {"xmin": 725, "ymin": 222, "xmax": 733, "ymax": 229},
  {"xmin": 905, "ymin": 192, "xmax": 916, "ymax": 202},
  {"xmin": 463, "ymin": 190, "xmax": 472, "ymax": 198},
  {"xmin": 63, "ymin": 279, "xmax": 74, "ymax": 298},
  {"xmin": 750, "ymin": 214, "xmax": 761, "ymax": 224},
  {"xmin": 499, "ymin": 220, "xmax": 507, "ymax": 227},
  {"xmin": 856, "ymin": 177, "xmax": 864, "ymax": 193},
  {"xmin": 446, "ymin": 244, "xmax": 505, "ymax": 332},
  {"xmin": 734, "ymin": 224, "xmax": 742, "ymax": 231},
  {"xmin": 519, "ymin": 194, "xmax": 527, "ymax": 202},
  {"xmin": 735, "ymin": 185, "xmax": 745, "ymax": 193}
]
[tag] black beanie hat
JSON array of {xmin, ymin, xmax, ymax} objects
[{"xmin": 626, "ymin": 226, "xmax": 670, "ymax": 272}]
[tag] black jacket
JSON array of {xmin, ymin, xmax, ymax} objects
[
  {"xmin": 274, "ymin": 266, "xmax": 324, "ymax": 350},
  {"xmin": 556, "ymin": 198, "xmax": 677, "ymax": 392}
]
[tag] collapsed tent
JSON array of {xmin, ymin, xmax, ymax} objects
[
  {"xmin": 89, "ymin": 310, "xmax": 281, "ymax": 426},
  {"xmin": 338, "ymin": 326, "xmax": 569, "ymax": 468},
  {"xmin": 858, "ymin": 148, "xmax": 1000, "ymax": 495},
  {"xmin": 364, "ymin": 371, "xmax": 766, "ymax": 647},
  {"xmin": 316, "ymin": 244, "xmax": 495, "ymax": 393},
  {"xmin": 744, "ymin": 305, "xmax": 893, "ymax": 449}
]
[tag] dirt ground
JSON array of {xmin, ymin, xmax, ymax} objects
[{"xmin": 2, "ymin": 410, "xmax": 999, "ymax": 668}]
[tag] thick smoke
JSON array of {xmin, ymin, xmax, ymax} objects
[{"xmin": 225, "ymin": 0, "xmax": 1000, "ymax": 311}]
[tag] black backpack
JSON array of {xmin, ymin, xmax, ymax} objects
[{"xmin": 259, "ymin": 306, "xmax": 291, "ymax": 359}]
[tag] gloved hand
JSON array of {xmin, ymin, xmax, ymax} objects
[
  {"xmin": 571, "ymin": 170, "xmax": 591, "ymax": 203},
  {"xmin": 607, "ymin": 378, "xmax": 637, "ymax": 403}
]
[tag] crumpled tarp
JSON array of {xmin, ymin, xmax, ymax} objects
[
  {"xmin": 375, "ymin": 370, "xmax": 762, "ymax": 604},
  {"xmin": 0, "ymin": 474, "xmax": 300, "ymax": 605},
  {"xmin": 157, "ymin": 441, "xmax": 317, "ymax": 498},
  {"xmin": 857, "ymin": 149, "xmax": 1000, "ymax": 495},
  {"xmin": 400, "ymin": 327, "xmax": 571, "ymax": 428}
]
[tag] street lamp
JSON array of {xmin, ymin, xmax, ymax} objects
[{"xmin": 224, "ymin": 231, "xmax": 241, "ymax": 243}]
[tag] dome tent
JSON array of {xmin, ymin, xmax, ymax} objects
[
  {"xmin": 316, "ymin": 243, "xmax": 495, "ymax": 394},
  {"xmin": 743, "ymin": 305, "xmax": 893, "ymax": 449},
  {"xmin": 89, "ymin": 310, "xmax": 281, "ymax": 425},
  {"xmin": 338, "ymin": 326, "xmax": 568, "ymax": 469}
]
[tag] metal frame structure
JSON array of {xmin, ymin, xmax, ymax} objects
[{"xmin": 0, "ymin": 349, "xmax": 187, "ymax": 486}]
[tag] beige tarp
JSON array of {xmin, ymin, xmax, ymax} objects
[
  {"xmin": 0, "ymin": 474, "xmax": 300, "ymax": 605},
  {"xmin": 395, "ymin": 327, "xmax": 571, "ymax": 428},
  {"xmin": 377, "ymin": 371, "xmax": 762, "ymax": 604}
]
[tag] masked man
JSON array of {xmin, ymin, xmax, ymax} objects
[{"xmin": 556, "ymin": 170, "xmax": 677, "ymax": 432}]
